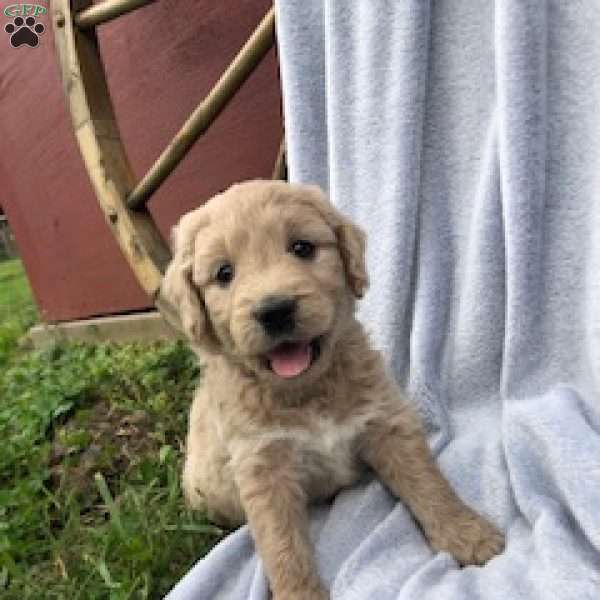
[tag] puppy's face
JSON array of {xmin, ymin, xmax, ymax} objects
[{"xmin": 161, "ymin": 181, "xmax": 368, "ymax": 386}]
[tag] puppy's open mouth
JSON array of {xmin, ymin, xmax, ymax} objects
[{"xmin": 265, "ymin": 337, "xmax": 322, "ymax": 379}]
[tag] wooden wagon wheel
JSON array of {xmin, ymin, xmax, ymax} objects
[{"xmin": 51, "ymin": 0, "xmax": 285, "ymax": 328}]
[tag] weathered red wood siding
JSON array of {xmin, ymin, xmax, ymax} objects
[{"xmin": 0, "ymin": 0, "xmax": 281, "ymax": 321}]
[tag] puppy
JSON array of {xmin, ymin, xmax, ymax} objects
[{"xmin": 161, "ymin": 180, "xmax": 504, "ymax": 600}]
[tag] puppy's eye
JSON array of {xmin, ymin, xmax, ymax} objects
[
  {"xmin": 290, "ymin": 240, "xmax": 316, "ymax": 260},
  {"xmin": 215, "ymin": 263, "xmax": 234, "ymax": 286}
]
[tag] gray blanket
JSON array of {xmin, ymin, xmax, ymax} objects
[{"xmin": 167, "ymin": 1, "xmax": 600, "ymax": 598}]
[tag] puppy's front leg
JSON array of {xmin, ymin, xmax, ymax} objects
[
  {"xmin": 234, "ymin": 441, "xmax": 327, "ymax": 600},
  {"xmin": 361, "ymin": 401, "xmax": 504, "ymax": 566}
]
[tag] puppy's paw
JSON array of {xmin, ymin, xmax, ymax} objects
[{"xmin": 429, "ymin": 509, "xmax": 505, "ymax": 566}]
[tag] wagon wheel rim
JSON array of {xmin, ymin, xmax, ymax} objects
[{"xmin": 51, "ymin": 0, "xmax": 284, "ymax": 330}]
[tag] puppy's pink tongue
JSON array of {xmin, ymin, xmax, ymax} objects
[{"xmin": 267, "ymin": 342, "xmax": 311, "ymax": 378}]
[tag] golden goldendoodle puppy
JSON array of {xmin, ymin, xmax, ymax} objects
[{"xmin": 161, "ymin": 180, "xmax": 504, "ymax": 600}]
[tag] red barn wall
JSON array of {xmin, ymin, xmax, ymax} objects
[{"xmin": 0, "ymin": 0, "xmax": 281, "ymax": 322}]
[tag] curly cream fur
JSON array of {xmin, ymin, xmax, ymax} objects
[{"xmin": 161, "ymin": 181, "xmax": 504, "ymax": 600}]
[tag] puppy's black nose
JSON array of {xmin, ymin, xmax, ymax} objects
[{"xmin": 254, "ymin": 296, "xmax": 297, "ymax": 336}]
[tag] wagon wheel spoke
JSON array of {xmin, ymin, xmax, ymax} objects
[
  {"xmin": 75, "ymin": 0, "xmax": 157, "ymax": 30},
  {"xmin": 272, "ymin": 138, "xmax": 287, "ymax": 181},
  {"xmin": 126, "ymin": 7, "xmax": 276, "ymax": 210}
]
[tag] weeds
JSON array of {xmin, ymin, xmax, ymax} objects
[{"xmin": 0, "ymin": 261, "xmax": 224, "ymax": 599}]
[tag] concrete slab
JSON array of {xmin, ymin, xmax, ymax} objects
[{"xmin": 29, "ymin": 311, "xmax": 183, "ymax": 349}]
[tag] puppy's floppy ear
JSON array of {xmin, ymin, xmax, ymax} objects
[
  {"xmin": 302, "ymin": 185, "xmax": 369, "ymax": 298},
  {"xmin": 160, "ymin": 212, "xmax": 210, "ymax": 346},
  {"xmin": 335, "ymin": 216, "xmax": 369, "ymax": 298}
]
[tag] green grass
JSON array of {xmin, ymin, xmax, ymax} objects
[
  {"xmin": 0, "ymin": 259, "xmax": 38, "ymax": 366},
  {"xmin": 0, "ymin": 260, "xmax": 225, "ymax": 598}
]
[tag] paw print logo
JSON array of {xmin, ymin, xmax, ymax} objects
[{"xmin": 5, "ymin": 16, "xmax": 45, "ymax": 48}]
